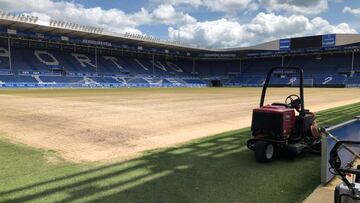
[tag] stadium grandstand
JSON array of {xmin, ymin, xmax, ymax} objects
[{"xmin": 0, "ymin": 12, "xmax": 360, "ymax": 88}]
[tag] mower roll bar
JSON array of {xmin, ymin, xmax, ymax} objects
[{"xmin": 259, "ymin": 66, "xmax": 305, "ymax": 116}]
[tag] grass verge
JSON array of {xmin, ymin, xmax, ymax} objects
[{"xmin": 0, "ymin": 102, "xmax": 359, "ymax": 203}]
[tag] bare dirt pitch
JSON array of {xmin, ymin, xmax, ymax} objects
[{"xmin": 0, "ymin": 88, "xmax": 359, "ymax": 162}]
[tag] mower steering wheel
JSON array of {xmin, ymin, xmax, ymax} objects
[{"xmin": 285, "ymin": 94, "xmax": 302, "ymax": 112}]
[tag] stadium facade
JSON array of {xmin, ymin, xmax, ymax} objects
[{"xmin": 0, "ymin": 12, "xmax": 359, "ymax": 88}]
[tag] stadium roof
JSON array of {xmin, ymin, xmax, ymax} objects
[{"xmin": 0, "ymin": 14, "xmax": 211, "ymax": 52}]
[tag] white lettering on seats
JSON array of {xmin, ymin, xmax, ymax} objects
[
  {"xmin": 323, "ymin": 77, "xmax": 333, "ymax": 84},
  {"xmin": 288, "ymin": 77, "xmax": 296, "ymax": 85},
  {"xmin": 166, "ymin": 62, "xmax": 183, "ymax": 72},
  {"xmin": 0, "ymin": 47, "xmax": 9, "ymax": 57},
  {"xmin": 71, "ymin": 53, "xmax": 96, "ymax": 68},
  {"xmin": 151, "ymin": 60, "xmax": 167, "ymax": 71},
  {"xmin": 34, "ymin": 50, "xmax": 59, "ymax": 66},
  {"xmin": 134, "ymin": 59, "xmax": 149, "ymax": 71},
  {"xmin": 104, "ymin": 56, "xmax": 123, "ymax": 70}
]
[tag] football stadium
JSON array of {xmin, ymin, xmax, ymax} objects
[{"xmin": 0, "ymin": 2, "xmax": 360, "ymax": 203}]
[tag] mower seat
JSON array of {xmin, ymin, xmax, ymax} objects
[{"xmin": 271, "ymin": 103, "xmax": 290, "ymax": 108}]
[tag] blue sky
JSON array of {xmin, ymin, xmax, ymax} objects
[{"xmin": 1, "ymin": 0, "xmax": 360, "ymax": 48}]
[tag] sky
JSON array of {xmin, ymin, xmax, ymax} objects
[{"xmin": 1, "ymin": 0, "xmax": 360, "ymax": 48}]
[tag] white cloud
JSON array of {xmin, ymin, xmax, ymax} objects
[
  {"xmin": 151, "ymin": 4, "xmax": 196, "ymax": 25},
  {"xmin": 156, "ymin": 0, "xmax": 258, "ymax": 14},
  {"xmin": 169, "ymin": 12, "xmax": 356, "ymax": 48},
  {"xmin": 158, "ymin": 0, "xmax": 331, "ymax": 15},
  {"xmin": 343, "ymin": 6, "xmax": 360, "ymax": 17},
  {"xmin": 169, "ymin": 19, "xmax": 249, "ymax": 47},
  {"xmin": 203, "ymin": 0, "xmax": 257, "ymax": 13},
  {"xmin": 0, "ymin": 0, "xmax": 196, "ymax": 34},
  {"xmin": 156, "ymin": 0, "xmax": 203, "ymax": 7},
  {"xmin": 0, "ymin": 0, "xmax": 356, "ymax": 49},
  {"xmin": 259, "ymin": 0, "xmax": 328, "ymax": 15}
]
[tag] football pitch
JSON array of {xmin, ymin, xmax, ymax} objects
[
  {"xmin": 0, "ymin": 88, "xmax": 359, "ymax": 202},
  {"xmin": 0, "ymin": 88, "xmax": 358, "ymax": 162}
]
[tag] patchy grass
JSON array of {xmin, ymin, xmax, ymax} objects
[{"xmin": 0, "ymin": 102, "xmax": 359, "ymax": 203}]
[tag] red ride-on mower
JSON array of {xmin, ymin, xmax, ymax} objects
[{"xmin": 247, "ymin": 67, "xmax": 321, "ymax": 162}]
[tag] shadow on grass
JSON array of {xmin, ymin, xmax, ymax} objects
[{"xmin": 0, "ymin": 103, "xmax": 359, "ymax": 203}]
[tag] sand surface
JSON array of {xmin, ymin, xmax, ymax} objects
[{"xmin": 0, "ymin": 88, "xmax": 358, "ymax": 162}]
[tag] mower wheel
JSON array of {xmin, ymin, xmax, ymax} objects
[{"xmin": 254, "ymin": 141, "xmax": 274, "ymax": 162}]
